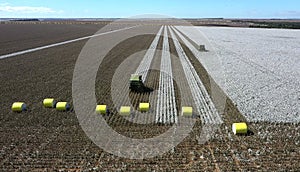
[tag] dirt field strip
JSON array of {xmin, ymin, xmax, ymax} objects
[
  {"xmin": 156, "ymin": 26, "xmax": 178, "ymax": 124},
  {"xmin": 110, "ymin": 58, "xmax": 140, "ymax": 119},
  {"xmin": 207, "ymin": 145, "xmax": 221, "ymax": 172},
  {"xmin": 133, "ymin": 25, "xmax": 163, "ymax": 124},
  {"xmin": 0, "ymin": 26, "xmax": 138, "ymax": 60},
  {"xmin": 110, "ymin": 26, "xmax": 163, "ymax": 124},
  {"xmin": 135, "ymin": 26, "xmax": 163, "ymax": 82},
  {"xmin": 169, "ymin": 26, "xmax": 222, "ymax": 124}
]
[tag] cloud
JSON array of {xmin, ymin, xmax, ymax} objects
[{"xmin": 0, "ymin": 4, "xmax": 62, "ymax": 13}]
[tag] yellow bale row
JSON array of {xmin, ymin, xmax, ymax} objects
[
  {"xmin": 11, "ymin": 100, "xmax": 250, "ymax": 135},
  {"xmin": 11, "ymin": 98, "xmax": 70, "ymax": 112},
  {"xmin": 11, "ymin": 100, "xmax": 151, "ymax": 114}
]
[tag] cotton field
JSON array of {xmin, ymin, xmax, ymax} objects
[{"xmin": 177, "ymin": 26, "xmax": 300, "ymax": 123}]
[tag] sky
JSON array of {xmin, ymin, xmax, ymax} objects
[{"xmin": 0, "ymin": 0, "xmax": 299, "ymax": 19}]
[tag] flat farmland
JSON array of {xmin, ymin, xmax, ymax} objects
[{"xmin": 0, "ymin": 22, "xmax": 299, "ymax": 171}]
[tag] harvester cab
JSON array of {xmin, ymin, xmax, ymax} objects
[{"xmin": 129, "ymin": 74, "xmax": 145, "ymax": 92}]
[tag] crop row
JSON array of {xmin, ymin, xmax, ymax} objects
[
  {"xmin": 156, "ymin": 26, "xmax": 178, "ymax": 124},
  {"xmin": 169, "ymin": 26, "xmax": 222, "ymax": 124}
]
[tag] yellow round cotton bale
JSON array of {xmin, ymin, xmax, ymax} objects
[
  {"xmin": 43, "ymin": 98, "xmax": 56, "ymax": 108},
  {"xmin": 96, "ymin": 105, "xmax": 107, "ymax": 114},
  {"xmin": 11, "ymin": 102, "xmax": 27, "ymax": 112},
  {"xmin": 232, "ymin": 122, "xmax": 248, "ymax": 135},
  {"xmin": 56, "ymin": 102, "xmax": 70, "ymax": 111},
  {"xmin": 120, "ymin": 106, "xmax": 131, "ymax": 116},
  {"xmin": 181, "ymin": 106, "xmax": 193, "ymax": 117},
  {"xmin": 139, "ymin": 103, "xmax": 149, "ymax": 112}
]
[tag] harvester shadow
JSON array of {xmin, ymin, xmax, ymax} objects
[
  {"xmin": 130, "ymin": 85, "xmax": 154, "ymax": 93},
  {"xmin": 235, "ymin": 129, "xmax": 255, "ymax": 136},
  {"xmin": 246, "ymin": 129, "xmax": 254, "ymax": 136}
]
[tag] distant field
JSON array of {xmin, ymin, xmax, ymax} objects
[{"xmin": 187, "ymin": 19, "xmax": 300, "ymax": 29}]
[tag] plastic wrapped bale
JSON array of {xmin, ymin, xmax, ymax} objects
[
  {"xmin": 120, "ymin": 106, "xmax": 131, "ymax": 116},
  {"xmin": 181, "ymin": 106, "xmax": 193, "ymax": 117},
  {"xmin": 43, "ymin": 98, "xmax": 56, "ymax": 108},
  {"xmin": 12, "ymin": 102, "xmax": 27, "ymax": 112},
  {"xmin": 139, "ymin": 103, "xmax": 150, "ymax": 112},
  {"xmin": 56, "ymin": 102, "xmax": 70, "ymax": 111},
  {"xmin": 232, "ymin": 122, "xmax": 248, "ymax": 135},
  {"xmin": 96, "ymin": 105, "xmax": 107, "ymax": 114}
]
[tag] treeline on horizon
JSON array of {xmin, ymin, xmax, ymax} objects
[
  {"xmin": 9, "ymin": 19, "xmax": 40, "ymax": 21},
  {"xmin": 234, "ymin": 20, "xmax": 300, "ymax": 29},
  {"xmin": 250, "ymin": 21, "xmax": 300, "ymax": 29}
]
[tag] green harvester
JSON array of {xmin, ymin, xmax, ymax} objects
[{"xmin": 129, "ymin": 74, "xmax": 145, "ymax": 92}]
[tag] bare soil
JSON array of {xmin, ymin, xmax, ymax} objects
[{"xmin": 0, "ymin": 23, "xmax": 105, "ymax": 55}]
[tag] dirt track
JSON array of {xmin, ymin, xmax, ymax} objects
[{"xmin": 0, "ymin": 23, "xmax": 299, "ymax": 171}]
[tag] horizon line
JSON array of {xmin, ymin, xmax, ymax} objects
[{"xmin": 1, "ymin": 17, "xmax": 300, "ymax": 20}]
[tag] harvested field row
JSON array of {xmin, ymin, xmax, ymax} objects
[
  {"xmin": 169, "ymin": 26, "xmax": 222, "ymax": 124},
  {"xmin": 156, "ymin": 26, "xmax": 178, "ymax": 124},
  {"xmin": 109, "ymin": 26, "xmax": 162, "ymax": 125},
  {"xmin": 135, "ymin": 26, "xmax": 163, "ymax": 82}
]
